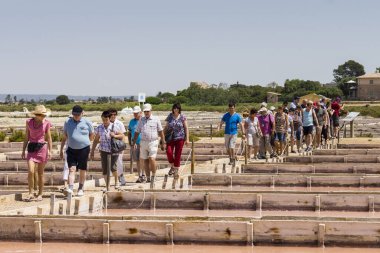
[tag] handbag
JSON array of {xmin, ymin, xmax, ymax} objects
[
  {"xmin": 164, "ymin": 128, "xmax": 174, "ymax": 143},
  {"xmin": 27, "ymin": 142, "xmax": 45, "ymax": 153},
  {"xmin": 110, "ymin": 124, "xmax": 126, "ymax": 153}
]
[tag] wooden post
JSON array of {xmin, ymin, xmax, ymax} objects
[
  {"xmin": 103, "ymin": 223, "xmax": 110, "ymax": 244},
  {"xmin": 179, "ymin": 178, "xmax": 184, "ymax": 189},
  {"xmin": 203, "ymin": 193, "xmax": 210, "ymax": 210},
  {"xmin": 66, "ymin": 193, "xmax": 72, "ymax": 215},
  {"xmin": 214, "ymin": 164, "xmax": 218, "ymax": 173},
  {"xmin": 188, "ymin": 175, "xmax": 192, "ymax": 187},
  {"xmin": 58, "ymin": 203, "xmax": 64, "ymax": 215},
  {"xmin": 222, "ymin": 163, "xmax": 226, "ymax": 173},
  {"xmin": 191, "ymin": 140, "xmax": 195, "ymax": 174},
  {"xmin": 210, "ymin": 124, "xmax": 213, "ymax": 140},
  {"xmin": 315, "ymin": 195, "xmax": 321, "ymax": 212},
  {"xmin": 162, "ymin": 174, "xmax": 168, "ymax": 189},
  {"xmin": 172, "ymin": 175, "xmax": 178, "ymax": 190},
  {"xmin": 74, "ymin": 199, "xmax": 80, "ymax": 215},
  {"xmin": 369, "ymin": 196, "xmax": 375, "ymax": 212},
  {"xmin": 34, "ymin": 221, "xmax": 42, "ymax": 243},
  {"xmin": 150, "ymin": 194, "xmax": 156, "ymax": 210},
  {"xmin": 166, "ymin": 223, "xmax": 174, "ymax": 245},
  {"xmin": 244, "ymin": 140, "xmax": 248, "ymax": 165},
  {"xmin": 246, "ymin": 223, "xmax": 253, "ymax": 246},
  {"xmin": 256, "ymin": 194, "xmax": 262, "ymax": 213},
  {"xmin": 49, "ymin": 194, "xmax": 55, "ymax": 215},
  {"xmin": 89, "ymin": 196, "xmax": 95, "ymax": 213},
  {"xmin": 103, "ymin": 194, "xmax": 108, "ymax": 210},
  {"xmin": 350, "ymin": 121, "xmax": 354, "ymax": 138},
  {"xmin": 318, "ymin": 224, "xmax": 325, "ymax": 247}
]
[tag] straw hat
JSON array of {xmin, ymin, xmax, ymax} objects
[{"xmin": 32, "ymin": 105, "xmax": 50, "ymax": 116}]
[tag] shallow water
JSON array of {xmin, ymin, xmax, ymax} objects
[{"xmin": 1, "ymin": 242, "xmax": 380, "ymax": 253}]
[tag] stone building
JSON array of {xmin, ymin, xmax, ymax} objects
[{"xmin": 357, "ymin": 72, "xmax": 380, "ymax": 100}]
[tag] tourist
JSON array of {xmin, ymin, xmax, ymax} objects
[
  {"xmin": 217, "ymin": 102, "xmax": 245, "ymax": 165},
  {"xmin": 290, "ymin": 96, "xmax": 300, "ymax": 110},
  {"xmin": 91, "ymin": 110, "xmax": 124, "ymax": 190},
  {"xmin": 108, "ymin": 108, "xmax": 127, "ymax": 186},
  {"xmin": 301, "ymin": 99, "xmax": 308, "ymax": 109},
  {"xmin": 21, "ymin": 105, "xmax": 52, "ymax": 202},
  {"xmin": 128, "ymin": 106, "xmax": 144, "ymax": 183},
  {"xmin": 320, "ymin": 97, "xmax": 327, "ymax": 109},
  {"xmin": 290, "ymin": 107, "xmax": 303, "ymax": 153},
  {"xmin": 59, "ymin": 105, "xmax": 94, "ymax": 196},
  {"xmin": 331, "ymin": 97, "xmax": 344, "ymax": 138},
  {"xmin": 258, "ymin": 107, "xmax": 275, "ymax": 158},
  {"xmin": 164, "ymin": 103, "xmax": 189, "ymax": 179},
  {"xmin": 302, "ymin": 101, "xmax": 318, "ymax": 151},
  {"xmin": 132, "ymin": 103, "xmax": 165, "ymax": 183},
  {"xmin": 314, "ymin": 101, "xmax": 328, "ymax": 148},
  {"xmin": 244, "ymin": 108, "xmax": 261, "ymax": 160},
  {"xmin": 273, "ymin": 106, "xmax": 289, "ymax": 156}
]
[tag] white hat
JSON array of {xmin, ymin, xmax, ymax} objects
[
  {"xmin": 261, "ymin": 102, "xmax": 267, "ymax": 108},
  {"xmin": 270, "ymin": 106, "xmax": 276, "ymax": 111},
  {"xmin": 143, "ymin": 103, "xmax": 152, "ymax": 112},
  {"xmin": 132, "ymin": 106, "xmax": 141, "ymax": 113},
  {"xmin": 258, "ymin": 107, "xmax": 268, "ymax": 113}
]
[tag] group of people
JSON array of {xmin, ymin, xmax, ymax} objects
[
  {"xmin": 22, "ymin": 102, "xmax": 189, "ymax": 200},
  {"xmin": 219, "ymin": 97, "xmax": 344, "ymax": 161}
]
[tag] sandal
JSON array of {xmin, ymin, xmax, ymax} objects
[
  {"xmin": 36, "ymin": 195, "xmax": 43, "ymax": 202},
  {"xmin": 168, "ymin": 167, "xmax": 175, "ymax": 176},
  {"xmin": 24, "ymin": 194, "xmax": 35, "ymax": 202}
]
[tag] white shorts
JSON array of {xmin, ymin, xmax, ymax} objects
[
  {"xmin": 247, "ymin": 133, "xmax": 260, "ymax": 147},
  {"xmin": 63, "ymin": 151, "xmax": 69, "ymax": 181},
  {"xmin": 140, "ymin": 140, "xmax": 159, "ymax": 160},
  {"xmin": 117, "ymin": 152, "xmax": 124, "ymax": 175},
  {"xmin": 224, "ymin": 134, "xmax": 237, "ymax": 149}
]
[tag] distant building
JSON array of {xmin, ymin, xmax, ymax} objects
[
  {"xmin": 267, "ymin": 92, "xmax": 281, "ymax": 103},
  {"xmin": 190, "ymin": 81, "xmax": 210, "ymax": 89},
  {"xmin": 357, "ymin": 72, "xmax": 380, "ymax": 100}
]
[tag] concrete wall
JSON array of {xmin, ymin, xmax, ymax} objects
[{"xmin": 357, "ymin": 78, "xmax": 380, "ymax": 100}]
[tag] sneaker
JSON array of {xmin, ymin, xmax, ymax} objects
[
  {"xmin": 119, "ymin": 175, "xmax": 126, "ymax": 186},
  {"xmin": 77, "ymin": 189, "xmax": 84, "ymax": 197},
  {"xmin": 291, "ymin": 150, "xmax": 297, "ymax": 154},
  {"xmin": 65, "ymin": 188, "xmax": 73, "ymax": 195},
  {"xmin": 141, "ymin": 175, "xmax": 147, "ymax": 183},
  {"xmin": 228, "ymin": 158, "xmax": 233, "ymax": 165},
  {"xmin": 135, "ymin": 177, "xmax": 143, "ymax": 183},
  {"xmin": 168, "ymin": 167, "xmax": 175, "ymax": 176},
  {"xmin": 146, "ymin": 177, "xmax": 151, "ymax": 183},
  {"xmin": 270, "ymin": 153, "xmax": 277, "ymax": 158}
]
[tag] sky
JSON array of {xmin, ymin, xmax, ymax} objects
[{"xmin": 0, "ymin": 0, "xmax": 379, "ymax": 97}]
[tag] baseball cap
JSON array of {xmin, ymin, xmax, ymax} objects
[
  {"xmin": 72, "ymin": 105, "xmax": 83, "ymax": 115},
  {"xmin": 132, "ymin": 106, "xmax": 141, "ymax": 113},
  {"xmin": 143, "ymin": 103, "xmax": 152, "ymax": 112}
]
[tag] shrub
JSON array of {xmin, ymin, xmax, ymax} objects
[
  {"xmin": 51, "ymin": 131, "xmax": 63, "ymax": 142},
  {"xmin": 0, "ymin": 131, "xmax": 6, "ymax": 141},
  {"xmin": 9, "ymin": 130, "xmax": 26, "ymax": 142}
]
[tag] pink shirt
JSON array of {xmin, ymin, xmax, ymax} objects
[{"xmin": 27, "ymin": 118, "xmax": 52, "ymax": 143}]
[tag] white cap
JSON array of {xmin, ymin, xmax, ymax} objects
[
  {"xmin": 270, "ymin": 106, "xmax": 275, "ymax": 111},
  {"xmin": 143, "ymin": 103, "xmax": 152, "ymax": 112},
  {"xmin": 261, "ymin": 102, "xmax": 267, "ymax": 108},
  {"xmin": 258, "ymin": 107, "xmax": 268, "ymax": 113},
  {"xmin": 132, "ymin": 106, "xmax": 141, "ymax": 113}
]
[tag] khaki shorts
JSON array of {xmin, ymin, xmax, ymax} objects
[
  {"xmin": 224, "ymin": 134, "xmax": 237, "ymax": 149},
  {"xmin": 140, "ymin": 140, "xmax": 158, "ymax": 159},
  {"xmin": 247, "ymin": 133, "xmax": 260, "ymax": 147}
]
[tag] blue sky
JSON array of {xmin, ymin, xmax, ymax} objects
[{"xmin": 0, "ymin": 0, "xmax": 379, "ymax": 96}]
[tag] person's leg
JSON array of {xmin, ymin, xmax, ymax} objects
[
  {"xmin": 34, "ymin": 170, "xmax": 38, "ymax": 193},
  {"xmin": 259, "ymin": 136, "xmax": 265, "ymax": 158},
  {"xmin": 316, "ymin": 126, "xmax": 322, "ymax": 148},
  {"xmin": 143, "ymin": 159, "xmax": 150, "ymax": 179},
  {"xmin": 77, "ymin": 146, "xmax": 90, "ymax": 192},
  {"xmin": 27, "ymin": 160, "xmax": 36, "ymax": 197},
  {"xmin": 62, "ymin": 152, "xmax": 69, "ymax": 189},
  {"xmin": 149, "ymin": 157, "xmax": 156, "ymax": 176},
  {"xmin": 224, "ymin": 135, "xmax": 230, "ymax": 159},
  {"xmin": 166, "ymin": 141, "xmax": 175, "ymax": 174},
  {"xmin": 117, "ymin": 152, "xmax": 125, "ymax": 185},
  {"xmin": 229, "ymin": 134, "xmax": 237, "ymax": 161},
  {"xmin": 36, "ymin": 162, "xmax": 46, "ymax": 199},
  {"xmin": 111, "ymin": 155, "xmax": 119, "ymax": 188}
]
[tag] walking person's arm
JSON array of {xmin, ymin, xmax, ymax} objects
[
  {"xmin": 46, "ymin": 128, "xmax": 53, "ymax": 160},
  {"xmin": 90, "ymin": 134, "xmax": 100, "ymax": 161},
  {"xmin": 59, "ymin": 133, "xmax": 67, "ymax": 160},
  {"xmin": 183, "ymin": 119, "xmax": 190, "ymax": 146}
]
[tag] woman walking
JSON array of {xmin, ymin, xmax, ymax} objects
[
  {"xmin": 165, "ymin": 103, "xmax": 189, "ymax": 179},
  {"xmin": 21, "ymin": 105, "xmax": 52, "ymax": 201},
  {"xmin": 245, "ymin": 109, "xmax": 261, "ymax": 160},
  {"xmin": 91, "ymin": 111, "xmax": 125, "ymax": 190}
]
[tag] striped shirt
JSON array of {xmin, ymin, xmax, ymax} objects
[{"xmin": 136, "ymin": 115, "xmax": 163, "ymax": 142}]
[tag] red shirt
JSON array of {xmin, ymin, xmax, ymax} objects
[{"xmin": 331, "ymin": 102, "xmax": 341, "ymax": 116}]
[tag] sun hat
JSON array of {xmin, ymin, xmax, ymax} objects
[
  {"xmin": 269, "ymin": 106, "xmax": 276, "ymax": 111},
  {"xmin": 132, "ymin": 106, "xmax": 141, "ymax": 113},
  {"xmin": 32, "ymin": 105, "xmax": 49, "ymax": 116},
  {"xmin": 143, "ymin": 103, "xmax": 152, "ymax": 112},
  {"xmin": 260, "ymin": 102, "xmax": 267, "ymax": 108},
  {"xmin": 258, "ymin": 107, "xmax": 268, "ymax": 113}
]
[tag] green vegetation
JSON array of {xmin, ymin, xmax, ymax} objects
[
  {"xmin": 9, "ymin": 130, "xmax": 26, "ymax": 142},
  {"xmin": 0, "ymin": 131, "xmax": 6, "ymax": 141}
]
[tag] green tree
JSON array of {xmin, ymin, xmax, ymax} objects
[
  {"xmin": 333, "ymin": 60, "xmax": 365, "ymax": 83},
  {"xmin": 157, "ymin": 92, "xmax": 175, "ymax": 103},
  {"xmin": 97, "ymin": 97, "xmax": 109, "ymax": 103},
  {"xmin": 146, "ymin": 96, "xmax": 161, "ymax": 105},
  {"xmin": 5, "ymin": 94, "xmax": 12, "ymax": 104},
  {"xmin": 376, "ymin": 67, "xmax": 380, "ymax": 73},
  {"xmin": 55, "ymin": 95, "xmax": 70, "ymax": 105}
]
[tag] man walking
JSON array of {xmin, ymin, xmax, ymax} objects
[
  {"xmin": 132, "ymin": 103, "xmax": 165, "ymax": 184},
  {"xmin": 218, "ymin": 102, "xmax": 245, "ymax": 165},
  {"xmin": 128, "ymin": 106, "xmax": 144, "ymax": 183},
  {"xmin": 60, "ymin": 105, "xmax": 94, "ymax": 196}
]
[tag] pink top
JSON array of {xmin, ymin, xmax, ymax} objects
[{"xmin": 27, "ymin": 118, "xmax": 51, "ymax": 143}]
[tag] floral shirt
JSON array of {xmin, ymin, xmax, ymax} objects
[
  {"xmin": 165, "ymin": 113, "xmax": 186, "ymax": 141},
  {"xmin": 95, "ymin": 123, "xmax": 113, "ymax": 153}
]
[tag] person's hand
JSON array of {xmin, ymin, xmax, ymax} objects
[
  {"xmin": 185, "ymin": 140, "xmax": 189, "ymax": 147},
  {"xmin": 21, "ymin": 151, "xmax": 26, "ymax": 160},
  {"xmin": 241, "ymin": 134, "xmax": 246, "ymax": 140},
  {"xmin": 59, "ymin": 150, "xmax": 64, "ymax": 160},
  {"xmin": 47, "ymin": 150, "xmax": 51, "ymax": 160},
  {"xmin": 110, "ymin": 132, "xmax": 115, "ymax": 138}
]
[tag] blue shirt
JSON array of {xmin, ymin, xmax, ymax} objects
[
  {"xmin": 128, "ymin": 118, "xmax": 141, "ymax": 145},
  {"xmin": 302, "ymin": 109, "xmax": 314, "ymax": 127},
  {"xmin": 221, "ymin": 112, "xmax": 242, "ymax": 135},
  {"xmin": 63, "ymin": 117, "xmax": 94, "ymax": 149}
]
